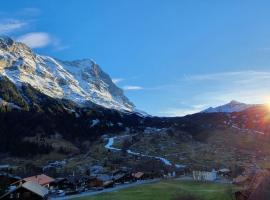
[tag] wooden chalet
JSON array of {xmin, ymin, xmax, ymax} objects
[
  {"xmin": 218, "ymin": 168, "xmax": 231, "ymax": 177},
  {"xmin": 113, "ymin": 173, "xmax": 133, "ymax": 184},
  {"xmin": 60, "ymin": 175, "xmax": 87, "ymax": 190},
  {"xmin": 0, "ymin": 181, "xmax": 49, "ymax": 200},
  {"xmin": 85, "ymin": 177, "xmax": 103, "ymax": 188}
]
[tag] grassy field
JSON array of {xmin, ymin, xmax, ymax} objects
[{"xmin": 73, "ymin": 180, "xmax": 236, "ymax": 200}]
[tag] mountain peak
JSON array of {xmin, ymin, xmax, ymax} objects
[
  {"xmin": 202, "ymin": 100, "xmax": 254, "ymax": 113},
  {"xmin": 0, "ymin": 35, "xmax": 135, "ymax": 112},
  {"xmin": 229, "ymin": 100, "xmax": 242, "ymax": 104}
]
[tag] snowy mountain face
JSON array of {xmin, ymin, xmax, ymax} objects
[
  {"xmin": 201, "ymin": 100, "xmax": 256, "ymax": 113},
  {"xmin": 0, "ymin": 36, "xmax": 134, "ymax": 111}
]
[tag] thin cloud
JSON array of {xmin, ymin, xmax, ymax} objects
[
  {"xmin": 17, "ymin": 32, "xmax": 69, "ymax": 50},
  {"xmin": 184, "ymin": 71, "xmax": 270, "ymax": 81},
  {"xmin": 123, "ymin": 86, "xmax": 143, "ymax": 91},
  {"xmin": 17, "ymin": 32, "xmax": 51, "ymax": 48},
  {"xmin": 0, "ymin": 19, "xmax": 27, "ymax": 34}
]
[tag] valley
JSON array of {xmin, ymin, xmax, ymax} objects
[{"xmin": 1, "ymin": 35, "xmax": 270, "ymax": 200}]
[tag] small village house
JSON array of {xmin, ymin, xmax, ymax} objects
[
  {"xmin": 0, "ymin": 181, "xmax": 49, "ymax": 200},
  {"xmin": 111, "ymin": 169, "xmax": 133, "ymax": 184},
  {"xmin": 218, "ymin": 168, "xmax": 231, "ymax": 177},
  {"xmin": 192, "ymin": 169, "xmax": 217, "ymax": 181},
  {"xmin": 85, "ymin": 177, "xmax": 103, "ymax": 188}
]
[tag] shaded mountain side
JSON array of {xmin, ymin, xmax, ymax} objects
[
  {"xmin": 144, "ymin": 108, "xmax": 270, "ymax": 142},
  {"xmin": 0, "ymin": 76, "xmax": 144, "ymax": 157},
  {"xmin": 2, "ymin": 75, "xmax": 270, "ymax": 158}
]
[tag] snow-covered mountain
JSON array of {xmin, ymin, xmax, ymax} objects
[
  {"xmin": 201, "ymin": 100, "xmax": 256, "ymax": 113},
  {"xmin": 0, "ymin": 36, "xmax": 134, "ymax": 111}
]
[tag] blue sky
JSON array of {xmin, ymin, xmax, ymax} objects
[{"xmin": 1, "ymin": 0, "xmax": 270, "ymax": 116}]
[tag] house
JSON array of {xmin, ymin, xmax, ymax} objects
[
  {"xmin": 113, "ymin": 173, "xmax": 133, "ymax": 184},
  {"xmin": 23, "ymin": 174, "xmax": 55, "ymax": 188},
  {"xmin": 0, "ymin": 181, "xmax": 49, "ymax": 200},
  {"xmin": 63, "ymin": 175, "xmax": 88, "ymax": 190},
  {"xmin": 218, "ymin": 168, "xmax": 231, "ymax": 177},
  {"xmin": 192, "ymin": 169, "xmax": 217, "ymax": 181},
  {"xmin": 49, "ymin": 178, "xmax": 66, "ymax": 190},
  {"xmin": 85, "ymin": 177, "xmax": 103, "ymax": 188}
]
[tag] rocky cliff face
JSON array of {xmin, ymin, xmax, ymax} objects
[{"xmin": 0, "ymin": 36, "xmax": 134, "ymax": 111}]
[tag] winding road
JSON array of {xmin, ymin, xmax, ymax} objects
[{"xmin": 105, "ymin": 136, "xmax": 185, "ymax": 168}]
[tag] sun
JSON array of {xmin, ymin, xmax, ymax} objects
[{"xmin": 266, "ymin": 102, "xmax": 270, "ymax": 111}]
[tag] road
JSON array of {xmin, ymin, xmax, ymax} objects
[
  {"xmin": 50, "ymin": 179, "xmax": 161, "ymax": 200},
  {"xmin": 104, "ymin": 136, "xmax": 175, "ymax": 166}
]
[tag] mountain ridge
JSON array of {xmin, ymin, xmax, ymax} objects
[
  {"xmin": 0, "ymin": 35, "xmax": 134, "ymax": 112},
  {"xmin": 201, "ymin": 100, "xmax": 257, "ymax": 113}
]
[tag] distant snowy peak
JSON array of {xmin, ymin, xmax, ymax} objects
[
  {"xmin": 0, "ymin": 36, "xmax": 135, "ymax": 111},
  {"xmin": 201, "ymin": 100, "xmax": 256, "ymax": 113}
]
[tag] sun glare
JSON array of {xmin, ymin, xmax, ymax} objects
[{"xmin": 266, "ymin": 102, "xmax": 270, "ymax": 111}]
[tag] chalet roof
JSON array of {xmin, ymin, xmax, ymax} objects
[
  {"xmin": 23, "ymin": 174, "xmax": 55, "ymax": 186},
  {"xmin": 22, "ymin": 181, "xmax": 49, "ymax": 197},
  {"xmin": 218, "ymin": 168, "xmax": 230, "ymax": 173},
  {"xmin": 133, "ymin": 172, "xmax": 144, "ymax": 179}
]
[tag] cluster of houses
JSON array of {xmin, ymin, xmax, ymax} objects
[
  {"xmin": 0, "ymin": 167, "xmax": 159, "ymax": 200},
  {"xmin": 1, "ymin": 163, "xmax": 246, "ymax": 200}
]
